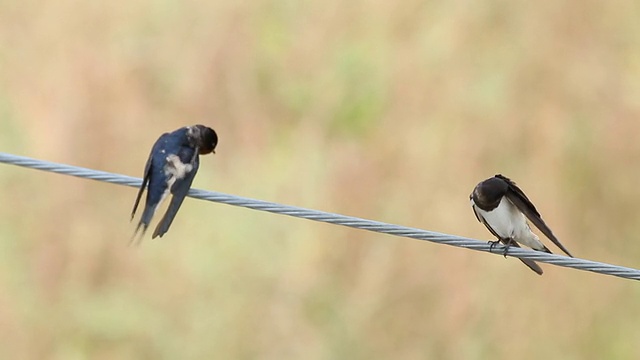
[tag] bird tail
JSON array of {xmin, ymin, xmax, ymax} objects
[
  {"xmin": 504, "ymin": 239, "xmax": 545, "ymax": 275},
  {"xmin": 518, "ymin": 258, "xmax": 544, "ymax": 275},
  {"xmin": 130, "ymin": 205, "xmax": 156, "ymax": 245},
  {"xmin": 520, "ymin": 244, "xmax": 552, "ymax": 275}
]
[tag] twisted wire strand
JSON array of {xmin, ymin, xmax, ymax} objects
[{"xmin": 1, "ymin": 151, "xmax": 639, "ymax": 281}]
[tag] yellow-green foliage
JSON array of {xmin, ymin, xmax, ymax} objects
[{"xmin": 1, "ymin": 1, "xmax": 639, "ymax": 359}]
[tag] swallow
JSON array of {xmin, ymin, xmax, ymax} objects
[
  {"xmin": 470, "ymin": 174, "xmax": 573, "ymax": 275},
  {"xmin": 131, "ymin": 125, "xmax": 218, "ymax": 241}
]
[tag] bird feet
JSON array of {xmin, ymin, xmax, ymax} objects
[{"xmin": 488, "ymin": 239, "xmax": 512, "ymax": 258}]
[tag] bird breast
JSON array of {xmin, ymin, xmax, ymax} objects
[{"xmin": 480, "ymin": 197, "xmax": 529, "ymax": 239}]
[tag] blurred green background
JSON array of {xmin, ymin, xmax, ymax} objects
[{"xmin": 1, "ymin": 1, "xmax": 640, "ymax": 359}]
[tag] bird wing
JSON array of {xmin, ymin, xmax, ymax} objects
[
  {"xmin": 498, "ymin": 174, "xmax": 573, "ymax": 257},
  {"xmin": 131, "ymin": 152, "xmax": 154, "ymax": 220}
]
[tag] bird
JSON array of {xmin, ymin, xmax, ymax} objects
[
  {"xmin": 131, "ymin": 125, "xmax": 218, "ymax": 241},
  {"xmin": 470, "ymin": 174, "xmax": 573, "ymax": 275}
]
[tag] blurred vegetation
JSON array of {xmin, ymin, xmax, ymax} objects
[{"xmin": 1, "ymin": 0, "xmax": 640, "ymax": 359}]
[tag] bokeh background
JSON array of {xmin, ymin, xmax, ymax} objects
[{"xmin": 1, "ymin": 1, "xmax": 640, "ymax": 359}]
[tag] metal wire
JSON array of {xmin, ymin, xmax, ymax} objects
[{"xmin": 1, "ymin": 151, "xmax": 639, "ymax": 281}]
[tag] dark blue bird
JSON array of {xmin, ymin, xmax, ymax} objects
[{"xmin": 131, "ymin": 125, "xmax": 218, "ymax": 240}]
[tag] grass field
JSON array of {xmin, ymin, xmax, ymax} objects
[{"xmin": 1, "ymin": 1, "xmax": 640, "ymax": 359}]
